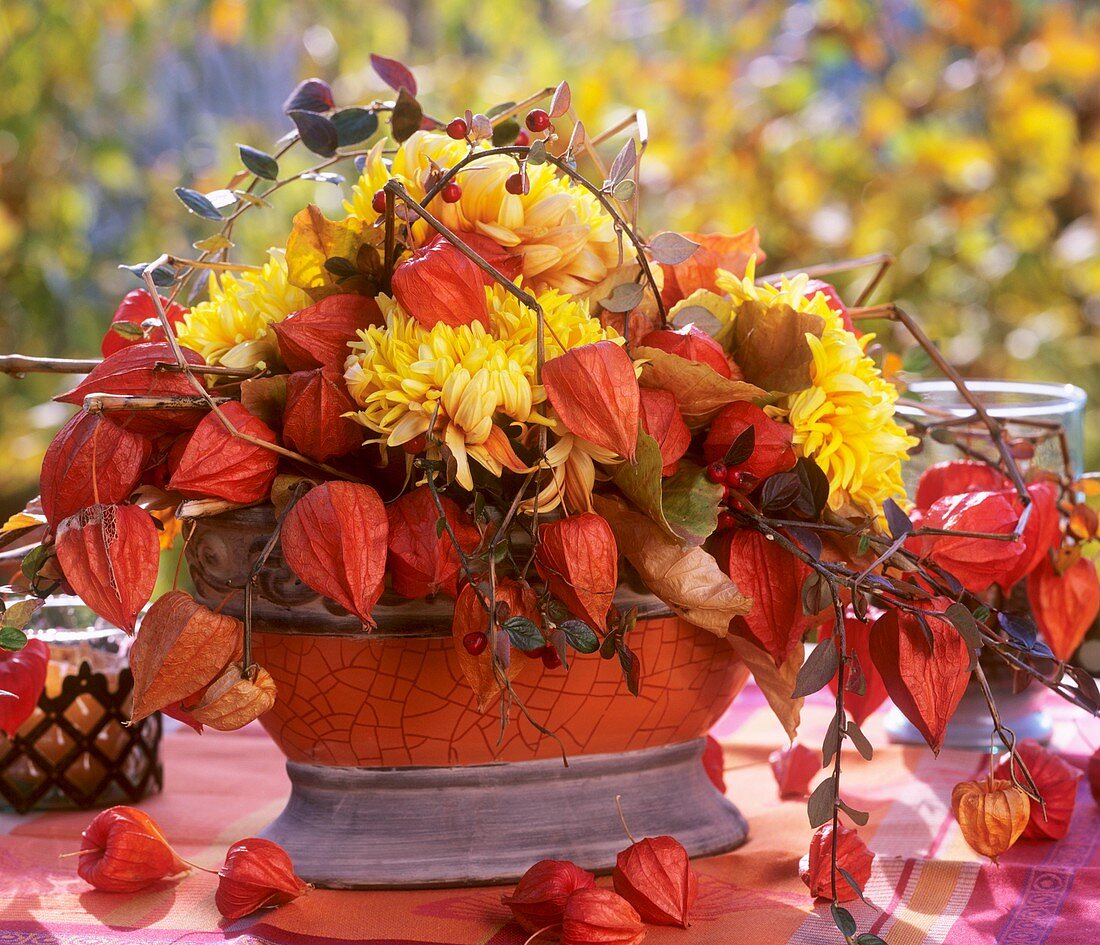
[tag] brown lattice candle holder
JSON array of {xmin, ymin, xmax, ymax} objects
[{"xmin": 0, "ymin": 600, "xmax": 162, "ymax": 815}]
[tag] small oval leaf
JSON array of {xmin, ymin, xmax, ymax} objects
[
  {"xmin": 288, "ymin": 110, "xmax": 338, "ymax": 157},
  {"xmin": 331, "ymin": 107, "xmax": 379, "ymax": 147},
  {"xmin": 238, "ymin": 144, "xmax": 279, "ymax": 180},
  {"xmin": 173, "ymin": 187, "xmax": 223, "ymax": 222}
]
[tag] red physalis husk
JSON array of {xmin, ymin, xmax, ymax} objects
[
  {"xmin": 282, "ymin": 368, "xmax": 364, "ymax": 462},
  {"xmin": 129, "ymin": 590, "xmax": 243, "ymax": 722},
  {"xmin": 922, "ymin": 490, "xmax": 1026, "ymax": 593},
  {"xmin": 56, "ymin": 342, "xmax": 208, "ymax": 434},
  {"xmin": 502, "ymin": 859, "xmax": 596, "ymax": 933},
  {"xmin": 1028, "ymin": 554, "xmax": 1100, "ymax": 662},
  {"xmin": 168, "ymin": 401, "xmax": 279, "ymax": 504},
  {"xmin": 215, "ymin": 837, "xmax": 309, "ymax": 920},
  {"xmin": 952, "ymin": 778, "xmax": 1030, "ymax": 862},
  {"xmin": 798, "ymin": 824, "xmax": 873, "ymax": 902},
  {"xmin": 77, "ymin": 806, "xmax": 188, "ymax": 893},
  {"xmin": 998, "ymin": 481, "xmax": 1060, "ymax": 588},
  {"xmin": 561, "ymin": 887, "xmax": 647, "ymax": 945},
  {"xmin": 612, "ymin": 834, "xmax": 697, "ymax": 928},
  {"xmin": 271, "ymin": 293, "xmax": 382, "ymax": 371},
  {"xmin": 868, "ymin": 598, "xmax": 971, "ymax": 754},
  {"xmin": 101, "ymin": 288, "xmax": 187, "ymax": 358},
  {"xmin": 55, "ymin": 503, "xmax": 159, "ymax": 633},
  {"xmin": 452, "ymin": 577, "xmax": 538, "ymax": 711},
  {"xmin": 995, "ymin": 740, "xmax": 1081, "ymax": 840},
  {"xmin": 658, "ymin": 228, "xmax": 761, "ymax": 308},
  {"xmin": 702, "ymin": 401, "xmax": 796, "ymax": 481},
  {"xmin": 638, "ymin": 326, "xmax": 734, "ymax": 379},
  {"xmin": 40, "ymin": 409, "xmax": 151, "ymax": 529},
  {"xmin": 803, "ymin": 279, "xmax": 857, "ymax": 333},
  {"xmin": 535, "ymin": 512, "xmax": 618, "ymax": 631},
  {"xmin": 391, "ymin": 234, "xmax": 490, "ymax": 329},
  {"xmin": 768, "ymin": 742, "xmax": 820, "ymax": 799},
  {"xmin": 543, "ymin": 341, "xmax": 640, "ymax": 462},
  {"xmin": 719, "ymin": 528, "xmax": 810, "ymax": 666},
  {"xmin": 638, "ymin": 388, "xmax": 690, "ymax": 476},
  {"xmin": 0, "ymin": 639, "xmax": 50, "ymax": 736},
  {"xmin": 702, "ymin": 735, "xmax": 726, "ymax": 794},
  {"xmin": 281, "ymin": 481, "xmax": 388, "ymax": 626},
  {"xmin": 1089, "ymin": 748, "xmax": 1100, "ymax": 807},
  {"xmin": 915, "ymin": 459, "xmax": 1010, "ymax": 510},
  {"xmin": 387, "ymin": 485, "xmax": 480, "ymax": 599},
  {"xmin": 819, "ymin": 606, "xmax": 889, "ymax": 725}
]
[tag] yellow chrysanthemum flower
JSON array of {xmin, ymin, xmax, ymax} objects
[
  {"xmin": 715, "ymin": 258, "xmax": 918, "ymax": 518},
  {"xmin": 177, "ymin": 250, "xmax": 309, "ymax": 369},
  {"xmin": 519, "ymin": 421, "xmax": 621, "ymax": 516},
  {"xmin": 344, "ymin": 282, "xmax": 621, "ymax": 490},
  {"xmin": 345, "ymin": 132, "xmax": 629, "ymax": 296}
]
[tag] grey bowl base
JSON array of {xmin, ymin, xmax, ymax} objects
[{"xmin": 259, "ymin": 738, "xmax": 748, "ymax": 889}]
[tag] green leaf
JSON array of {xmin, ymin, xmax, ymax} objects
[
  {"xmin": 857, "ymin": 534, "xmax": 872, "ymax": 556},
  {"xmin": 617, "ymin": 637, "xmax": 640, "ymax": 695},
  {"xmin": 391, "ymin": 88, "xmax": 423, "ymax": 143},
  {"xmin": 110, "ymin": 321, "xmax": 145, "ymax": 341},
  {"xmin": 238, "ymin": 144, "xmax": 279, "ymax": 180},
  {"xmin": 661, "ymin": 462, "xmax": 724, "ymax": 546},
  {"xmin": 485, "ymin": 101, "xmax": 516, "ymax": 119},
  {"xmin": 331, "ymin": 107, "xmax": 379, "ymax": 147},
  {"xmin": 839, "ymin": 798, "xmax": 870, "ymax": 826},
  {"xmin": 0, "ymin": 626, "xmax": 27, "ymax": 651},
  {"xmin": 839, "ymin": 866, "xmax": 870, "ymax": 905},
  {"xmin": 883, "ymin": 498, "xmax": 913, "ymax": 540},
  {"xmin": 846, "ymin": 718, "xmax": 874, "ymax": 761},
  {"xmin": 723, "ymin": 425, "xmax": 756, "ymax": 467},
  {"xmin": 856, "ymin": 934, "xmax": 888, "ymax": 945},
  {"xmin": 800, "ymin": 572, "xmax": 832, "ymax": 618},
  {"xmin": 21, "ymin": 544, "xmax": 49, "ymax": 584},
  {"xmin": 612, "ymin": 179, "xmax": 636, "ymax": 201},
  {"xmin": 807, "ymin": 776, "xmax": 836, "ymax": 828},
  {"xmin": 945, "ymin": 602, "xmax": 985, "ymax": 651},
  {"xmin": 611, "ymin": 429, "xmax": 676, "ymax": 538},
  {"xmin": 174, "ymin": 187, "xmax": 223, "ymax": 221},
  {"xmin": 902, "ymin": 345, "xmax": 933, "ymax": 374},
  {"xmin": 599, "ymin": 628, "xmax": 619, "ymax": 660},
  {"xmin": 792, "ymin": 640, "xmax": 838, "ymax": 698},
  {"xmin": 822, "ymin": 710, "xmax": 842, "ymax": 767},
  {"xmin": 492, "ymin": 118, "xmax": 520, "ymax": 147},
  {"xmin": 3, "ymin": 599, "xmax": 42, "ymax": 631},
  {"xmin": 526, "ymin": 139, "xmax": 548, "ymax": 165},
  {"xmin": 831, "ymin": 904, "xmax": 857, "ymax": 937},
  {"xmin": 435, "ymin": 517, "xmax": 446, "ymax": 538},
  {"xmin": 561, "ymin": 619, "xmax": 600, "ymax": 654},
  {"xmin": 502, "ymin": 615, "xmax": 544, "ymax": 652}
]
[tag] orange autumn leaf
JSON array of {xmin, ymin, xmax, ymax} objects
[
  {"xmin": 869, "ymin": 600, "xmax": 971, "ymax": 754},
  {"xmin": 188, "ymin": 662, "xmax": 276, "ymax": 731},
  {"xmin": 1028, "ymin": 554, "xmax": 1100, "ymax": 662},
  {"xmin": 543, "ymin": 341, "xmax": 640, "ymax": 461},
  {"xmin": 281, "ymin": 481, "xmax": 388, "ymax": 626},
  {"xmin": 612, "ymin": 835, "xmax": 697, "ymax": 928},
  {"xmin": 129, "ymin": 591, "xmax": 243, "ymax": 722},
  {"xmin": 659, "ymin": 228, "xmax": 762, "ymax": 308},
  {"xmin": 77, "ymin": 806, "xmax": 188, "ymax": 893},
  {"xmin": 952, "ymin": 778, "xmax": 1030, "ymax": 862},
  {"xmin": 535, "ymin": 512, "xmax": 618, "ymax": 631}
]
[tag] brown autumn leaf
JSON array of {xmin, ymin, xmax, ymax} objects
[
  {"xmin": 726, "ymin": 300, "xmax": 825, "ymax": 393},
  {"xmin": 726, "ymin": 635, "xmax": 803, "ymax": 741},
  {"xmin": 284, "ymin": 204, "xmax": 380, "ymax": 300},
  {"xmin": 634, "ymin": 345, "xmax": 765, "ymax": 430},
  {"xmin": 543, "ymin": 341, "xmax": 640, "ymax": 461},
  {"xmin": 189, "ymin": 662, "xmax": 277, "ymax": 731},
  {"xmin": 593, "ymin": 495, "xmax": 749, "ymax": 634},
  {"xmin": 130, "ymin": 590, "xmax": 243, "ymax": 722}
]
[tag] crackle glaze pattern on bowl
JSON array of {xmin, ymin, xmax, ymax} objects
[{"xmin": 186, "ymin": 505, "xmax": 749, "ymax": 767}]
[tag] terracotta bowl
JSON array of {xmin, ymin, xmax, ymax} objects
[{"xmin": 185, "ymin": 505, "xmax": 750, "ymax": 888}]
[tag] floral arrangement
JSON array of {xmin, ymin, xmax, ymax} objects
[{"xmin": 2, "ymin": 55, "xmax": 1100, "ymax": 941}]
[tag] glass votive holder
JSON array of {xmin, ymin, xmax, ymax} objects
[
  {"xmin": 0, "ymin": 597, "xmax": 162, "ymax": 814},
  {"xmin": 896, "ymin": 379, "xmax": 1087, "ymax": 489}
]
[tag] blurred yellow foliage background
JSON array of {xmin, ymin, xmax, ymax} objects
[{"xmin": 1, "ymin": 0, "xmax": 1098, "ymax": 514}]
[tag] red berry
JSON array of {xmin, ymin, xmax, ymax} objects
[
  {"xmin": 505, "ymin": 171, "xmax": 528, "ymax": 196},
  {"xmin": 371, "ymin": 189, "xmax": 387, "ymax": 214},
  {"xmin": 725, "ymin": 468, "xmax": 744, "ymax": 488},
  {"xmin": 717, "ymin": 511, "xmax": 737, "ymax": 530},
  {"xmin": 462, "ymin": 631, "xmax": 488, "ymax": 656},
  {"xmin": 514, "ymin": 129, "xmax": 530, "ymax": 147},
  {"xmin": 446, "ymin": 117, "xmax": 468, "ymax": 140},
  {"xmin": 541, "ymin": 647, "xmax": 562, "ymax": 669},
  {"xmin": 525, "ymin": 108, "xmax": 550, "ymax": 133},
  {"xmin": 441, "ymin": 181, "xmax": 462, "ymax": 203},
  {"xmin": 706, "ymin": 462, "xmax": 727, "ymax": 484}
]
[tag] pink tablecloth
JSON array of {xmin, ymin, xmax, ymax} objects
[{"xmin": 2, "ymin": 683, "xmax": 1099, "ymax": 944}]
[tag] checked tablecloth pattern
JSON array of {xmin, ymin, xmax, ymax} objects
[{"xmin": 2, "ymin": 683, "xmax": 1098, "ymax": 945}]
